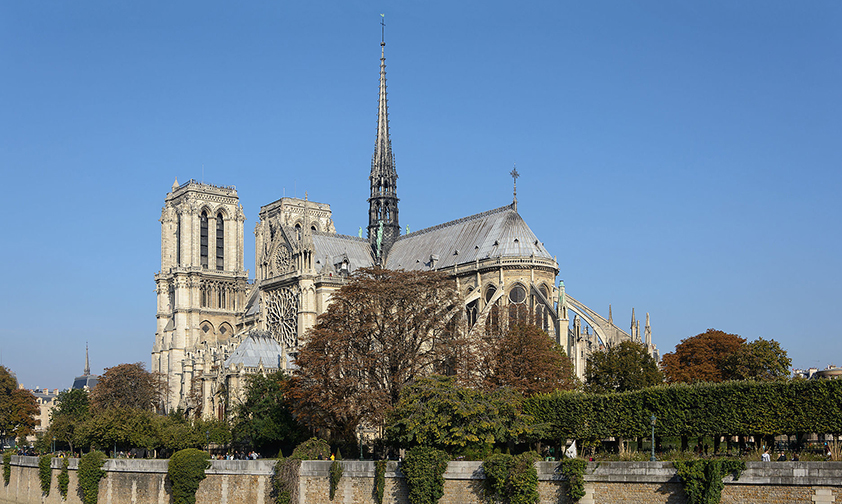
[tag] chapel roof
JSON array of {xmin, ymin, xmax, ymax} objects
[
  {"xmin": 384, "ymin": 203, "xmax": 554, "ymax": 271},
  {"xmin": 224, "ymin": 331, "xmax": 284, "ymax": 369},
  {"xmin": 312, "ymin": 232, "xmax": 375, "ymax": 273}
]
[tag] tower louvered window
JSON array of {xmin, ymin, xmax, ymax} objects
[
  {"xmin": 200, "ymin": 212, "xmax": 209, "ymax": 268},
  {"xmin": 216, "ymin": 213, "xmax": 224, "ymax": 271}
]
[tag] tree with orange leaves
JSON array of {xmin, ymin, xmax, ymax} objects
[
  {"xmin": 661, "ymin": 329, "xmax": 745, "ymax": 383},
  {"xmin": 481, "ymin": 323, "xmax": 577, "ymax": 396},
  {"xmin": 0, "ymin": 366, "xmax": 39, "ymax": 443}
]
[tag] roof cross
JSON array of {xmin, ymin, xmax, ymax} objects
[{"xmin": 510, "ymin": 164, "xmax": 519, "ymax": 210}]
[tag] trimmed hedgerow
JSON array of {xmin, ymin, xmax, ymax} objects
[
  {"xmin": 58, "ymin": 457, "xmax": 70, "ymax": 499},
  {"xmin": 39, "ymin": 454, "xmax": 52, "ymax": 495},
  {"xmin": 78, "ymin": 451, "xmax": 107, "ymax": 504},
  {"xmin": 168, "ymin": 448, "xmax": 210, "ymax": 504},
  {"xmin": 401, "ymin": 446, "xmax": 449, "ymax": 504}
]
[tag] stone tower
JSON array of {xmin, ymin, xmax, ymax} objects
[
  {"xmin": 367, "ymin": 40, "xmax": 400, "ymax": 262},
  {"xmin": 153, "ymin": 179, "xmax": 249, "ymax": 412}
]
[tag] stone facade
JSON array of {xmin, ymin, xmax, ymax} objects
[{"xmin": 5, "ymin": 457, "xmax": 839, "ymax": 504}]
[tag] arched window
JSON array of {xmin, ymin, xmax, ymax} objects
[
  {"xmin": 295, "ymin": 223, "xmax": 301, "ymax": 241},
  {"xmin": 200, "ymin": 211, "xmax": 209, "ymax": 268},
  {"xmin": 176, "ymin": 214, "xmax": 182, "ymax": 266},
  {"xmin": 508, "ymin": 284, "xmax": 529, "ymax": 326},
  {"xmin": 216, "ymin": 213, "xmax": 224, "ymax": 271}
]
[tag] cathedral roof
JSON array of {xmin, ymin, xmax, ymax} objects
[
  {"xmin": 312, "ymin": 232, "xmax": 375, "ymax": 273},
  {"xmin": 384, "ymin": 204, "xmax": 554, "ymax": 271},
  {"xmin": 224, "ymin": 331, "xmax": 284, "ymax": 369}
]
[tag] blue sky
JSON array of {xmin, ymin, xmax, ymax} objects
[{"xmin": 2, "ymin": 1, "xmax": 840, "ymax": 390}]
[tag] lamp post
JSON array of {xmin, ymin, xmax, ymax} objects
[
  {"xmin": 52, "ymin": 436, "xmax": 55, "ymax": 454},
  {"xmin": 650, "ymin": 414, "xmax": 657, "ymax": 462},
  {"xmin": 206, "ymin": 431, "xmax": 210, "ymax": 454},
  {"xmin": 357, "ymin": 424, "xmax": 364, "ymax": 460}
]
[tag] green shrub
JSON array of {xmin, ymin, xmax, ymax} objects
[
  {"xmin": 3, "ymin": 452, "xmax": 11, "ymax": 486},
  {"xmin": 39, "ymin": 455, "xmax": 52, "ymax": 495},
  {"xmin": 482, "ymin": 453, "xmax": 513, "ymax": 500},
  {"xmin": 58, "ymin": 457, "xmax": 70, "ymax": 499},
  {"xmin": 272, "ymin": 458, "xmax": 301, "ymax": 504},
  {"xmin": 168, "ymin": 448, "xmax": 210, "ymax": 504},
  {"xmin": 78, "ymin": 451, "xmax": 107, "ymax": 504},
  {"xmin": 290, "ymin": 437, "xmax": 330, "ymax": 460},
  {"xmin": 509, "ymin": 452, "xmax": 539, "ymax": 504},
  {"xmin": 329, "ymin": 460, "xmax": 343, "ymax": 500},
  {"xmin": 374, "ymin": 460, "xmax": 386, "ymax": 504},
  {"xmin": 482, "ymin": 452, "xmax": 540, "ymax": 504},
  {"xmin": 401, "ymin": 446, "xmax": 449, "ymax": 504},
  {"xmin": 673, "ymin": 459, "xmax": 745, "ymax": 504},
  {"xmin": 559, "ymin": 457, "xmax": 587, "ymax": 502}
]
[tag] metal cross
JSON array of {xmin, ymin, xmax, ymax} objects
[
  {"xmin": 381, "ymin": 14, "xmax": 386, "ymax": 44},
  {"xmin": 510, "ymin": 164, "xmax": 519, "ymax": 201}
]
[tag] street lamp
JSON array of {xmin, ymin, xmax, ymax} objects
[
  {"xmin": 650, "ymin": 415, "xmax": 657, "ymax": 462},
  {"xmin": 357, "ymin": 424, "xmax": 364, "ymax": 460},
  {"xmin": 206, "ymin": 431, "xmax": 210, "ymax": 454}
]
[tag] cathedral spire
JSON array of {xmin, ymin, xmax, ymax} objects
[
  {"xmin": 368, "ymin": 17, "xmax": 400, "ymax": 261},
  {"xmin": 84, "ymin": 342, "xmax": 90, "ymax": 376}
]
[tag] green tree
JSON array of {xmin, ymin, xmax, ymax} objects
[
  {"xmin": 385, "ymin": 375, "xmax": 534, "ymax": 453},
  {"xmin": 292, "ymin": 267, "xmax": 465, "ymax": 444},
  {"xmin": 584, "ymin": 341, "xmax": 663, "ymax": 393},
  {"xmin": 0, "ymin": 366, "xmax": 39, "ymax": 443},
  {"xmin": 720, "ymin": 338, "xmax": 791, "ymax": 381},
  {"xmin": 78, "ymin": 407, "xmax": 157, "ymax": 453},
  {"xmin": 232, "ymin": 371, "xmax": 305, "ymax": 455},
  {"xmin": 482, "ymin": 323, "xmax": 577, "ymax": 396},
  {"xmin": 49, "ymin": 388, "xmax": 90, "ymax": 454},
  {"xmin": 661, "ymin": 329, "xmax": 745, "ymax": 383}
]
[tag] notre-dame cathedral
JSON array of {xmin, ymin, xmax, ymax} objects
[{"xmin": 152, "ymin": 40, "xmax": 658, "ymax": 418}]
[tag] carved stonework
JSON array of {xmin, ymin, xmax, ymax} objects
[
  {"xmin": 274, "ymin": 245, "xmax": 291, "ymax": 274},
  {"xmin": 265, "ymin": 286, "xmax": 299, "ymax": 349}
]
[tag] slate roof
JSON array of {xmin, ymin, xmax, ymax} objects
[
  {"xmin": 385, "ymin": 204, "xmax": 554, "ymax": 271},
  {"xmin": 72, "ymin": 375, "xmax": 98, "ymax": 390},
  {"xmin": 224, "ymin": 331, "xmax": 284, "ymax": 369},
  {"xmin": 312, "ymin": 232, "xmax": 375, "ymax": 273}
]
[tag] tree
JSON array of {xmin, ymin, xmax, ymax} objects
[
  {"xmin": 662, "ymin": 329, "xmax": 745, "ymax": 383},
  {"xmin": 291, "ymin": 267, "xmax": 465, "ymax": 443},
  {"xmin": 721, "ymin": 338, "xmax": 791, "ymax": 381},
  {"xmin": 385, "ymin": 375, "xmax": 534, "ymax": 453},
  {"xmin": 232, "ymin": 371, "xmax": 305, "ymax": 454},
  {"xmin": 89, "ymin": 362, "xmax": 164, "ymax": 412},
  {"xmin": 481, "ymin": 323, "xmax": 577, "ymax": 396},
  {"xmin": 49, "ymin": 388, "xmax": 90, "ymax": 454},
  {"xmin": 0, "ymin": 366, "xmax": 39, "ymax": 443},
  {"xmin": 584, "ymin": 341, "xmax": 664, "ymax": 393}
]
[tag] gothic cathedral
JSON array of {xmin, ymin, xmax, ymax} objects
[{"xmin": 153, "ymin": 39, "xmax": 658, "ymax": 418}]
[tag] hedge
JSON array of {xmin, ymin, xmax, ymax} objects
[{"xmin": 525, "ymin": 379, "xmax": 842, "ymax": 442}]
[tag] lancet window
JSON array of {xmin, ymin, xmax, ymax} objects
[
  {"xmin": 200, "ymin": 211, "xmax": 209, "ymax": 268},
  {"xmin": 216, "ymin": 213, "xmax": 224, "ymax": 271}
]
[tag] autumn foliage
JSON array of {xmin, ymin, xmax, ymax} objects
[
  {"xmin": 0, "ymin": 366, "xmax": 39, "ymax": 442},
  {"xmin": 481, "ymin": 323, "xmax": 577, "ymax": 396},
  {"xmin": 89, "ymin": 362, "xmax": 164, "ymax": 412},
  {"xmin": 290, "ymin": 267, "xmax": 466, "ymax": 443}
]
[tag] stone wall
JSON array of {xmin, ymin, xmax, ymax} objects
[{"xmin": 2, "ymin": 456, "xmax": 841, "ymax": 504}]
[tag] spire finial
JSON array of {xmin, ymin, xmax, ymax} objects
[
  {"xmin": 510, "ymin": 164, "xmax": 519, "ymax": 211},
  {"xmin": 84, "ymin": 342, "xmax": 90, "ymax": 376},
  {"xmin": 380, "ymin": 13, "xmax": 386, "ymax": 46}
]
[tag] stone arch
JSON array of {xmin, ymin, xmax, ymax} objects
[
  {"xmin": 199, "ymin": 320, "xmax": 215, "ymax": 340},
  {"xmin": 218, "ymin": 322, "xmax": 233, "ymax": 340}
]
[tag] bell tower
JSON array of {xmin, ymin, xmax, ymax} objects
[
  {"xmin": 367, "ymin": 32, "xmax": 400, "ymax": 262},
  {"xmin": 153, "ymin": 178, "xmax": 249, "ymax": 412}
]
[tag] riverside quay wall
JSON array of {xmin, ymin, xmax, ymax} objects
[{"xmin": 2, "ymin": 456, "xmax": 842, "ymax": 504}]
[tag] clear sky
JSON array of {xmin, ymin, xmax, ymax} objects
[{"xmin": 2, "ymin": 1, "xmax": 840, "ymax": 390}]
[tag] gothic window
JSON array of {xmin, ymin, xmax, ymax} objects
[
  {"xmin": 200, "ymin": 212, "xmax": 209, "ymax": 268},
  {"xmin": 176, "ymin": 214, "xmax": 182, "ymax": 266},
  {"xmin": 466, "ymin": 300, "xmax": 478, "ymax": 328},
  {"xmin": 216, "ymin": 213, "xmax": 224, "ymax": 271},
  {"xmin": 266, "ymin": 287, "xmax": 300, "ymax": 349},
  {"xmin": 295, "ymin": 224, "xmax": 301, "ymax": 241},
  {"xmin": 508, "ymin": 284, "xmax": 529, "ymax": 325},
  {"xmin": 485, "ymin": 285, "xmax": 497, "ymax": 303}
]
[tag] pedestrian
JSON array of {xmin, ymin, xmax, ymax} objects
[
  {"xmin": 761, "ymin": 449, "xmax": 771, "ymax": 462},
  {"xmin": 777, "ymin": 452, "xmax": 787, "ymax": 461}
]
